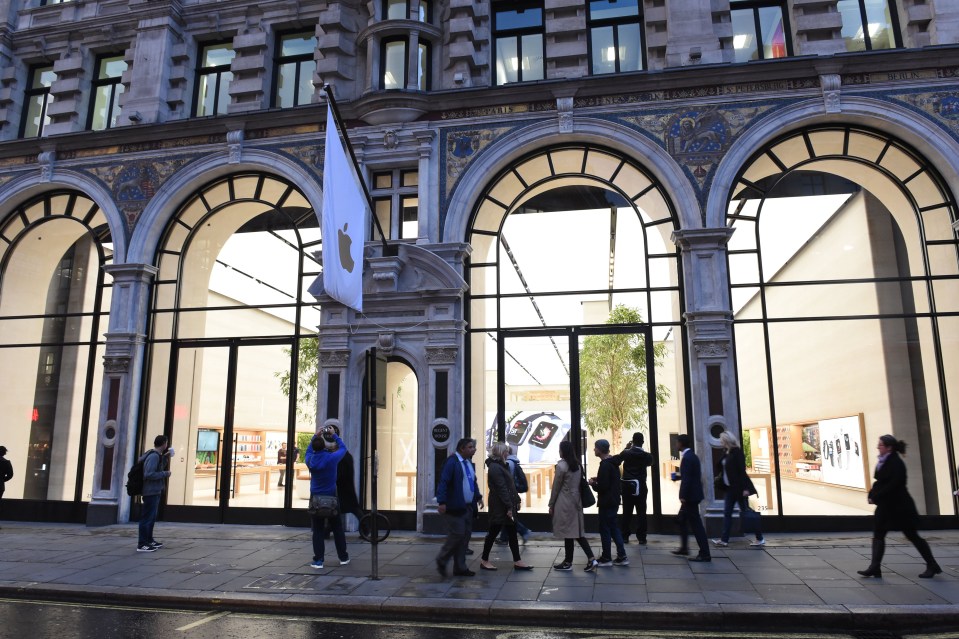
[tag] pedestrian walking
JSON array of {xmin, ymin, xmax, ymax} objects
[
  {"xmin": 0, "ymin": 445, "xmax": 13, "ymax": 529},
  {"xmin": 858, "ymin": 434, "xmax": 941, "ymax": 579},
  {"xmin": 614, "ymin": 432, "xmax": 652, "ymax": 545},
  {"xmin": 479, "ymin": 441, "xmax": 533, "ymax": 572},
  {"xmin": 712, "ymin": 431, "xmax": 765, "ymax": 548},
  {"xmin": 496, "ymin": 446, "xmax": 531, "ymax": 546},
  {"xmin": 589, "ymin": 439, "xmax": 628, "ymax": 567},
  {"xmin": 549, "ymin": 440, "xmax": 599, "ymax": 572},
  {"xmin": 305, "ymin": 426, "xmax": 350, "ymax": 569},
  {"xmin": 137, "ymin": 435, "xmax": 173, "ymax": 553},
  {"xmin": 672, "ymin": 433, "xmax": 710, "ymax": 562},
  {"xmin": 435, "ymin": 437, "xmax": 483, "ymax": 578}
]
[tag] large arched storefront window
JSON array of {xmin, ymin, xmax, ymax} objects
[
  {"xmin": 0, "ymin": 191, "xmax": 113, "ymax": 518},
  {"xmin": 142, "ymin": 173, "xmax": 322, "ymax": 524},
  {"xmin": 467, "ymin": 144, "xmax": 688, "ymax": 523},
  {"xmin": 727, "ymin": 126, "xmax": 959, "ymax": 523}
]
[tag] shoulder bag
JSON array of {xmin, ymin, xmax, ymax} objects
[
  {"xmin": 308, "ymin": 494, "xmax": 340, "ymax": 518},
  {"xmin": 579, "ymin": 471, "xmax": 596, "ymax": 508}
]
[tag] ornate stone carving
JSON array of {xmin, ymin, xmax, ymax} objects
[
  {"xmin": 821, "ymin": 74, "xmax": 841, "ymax": 114},
  {"xmin": 692, "ymin": 340, "xmax": 730, "ymax": 358},
  {"xmin": 427, "ymin": 346, "xmax": 458, "ymax": 364},
  {"xmin": 38, "ymin": 151, "xmax": 55, "ymax": 182},
  {"xmin": 557, "ymin": 96, "xmax": 574, "ymax": 133},
  {"xmin": 319, "ymin": 350, "xmax": 351, "ymax": 367},
  {"xmin": 227, "ymin": 129, "xmax": 244, "ymax": 163},
  {"xmin": 377, "ymin": 332, "xmax": 395, "ymax": 354},
  {"xmin": 103, "ymin": 356, "xmax": 131, "ymax": 373},
  {"xmin": 384, "ymin": 129, "xmax": 398, "ymax": 149}
]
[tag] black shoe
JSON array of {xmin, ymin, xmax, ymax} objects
[
  {"xmin": 436, "ymin": 560, "xmax": 447, "ymax": 578},
  {"xmin": 857, "ymin": 566, "xmax": 882, "ymax": 578},
  {"xmin": 637, "ymin": 537, "xmax": 647, "ymax": 545},
  {"xmin": 553, "ymin": 561, "xmax": 573, "ymax": 571},
  {"xmin": 453, "ymin": 569, "xmax": 476, "ymax": 577},
  {"xmin": 919, "ymin": 565, "xmax": 942, "ymax": 579},
  {"xmin": 671, "ymin": 548, "xmax": 689, "ymax": 556},
  {"xmin": 688, "ymin": 555, "xmax": 711, "ymax": 562},
  {"xmin": 465, "ymin": 548, "xmax": 474, "ymax": 555}
]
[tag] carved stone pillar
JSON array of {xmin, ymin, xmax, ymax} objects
[{"xmin": 88, "ymin": 263, "xmax": 157, "ymax": 526}]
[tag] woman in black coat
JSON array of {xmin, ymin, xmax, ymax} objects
[
  {"xmin": 713, "ymin": 431, "xmax": 764, "ymax": 547},
  {"xmin": 858, "ymin": 434, "xmax": 941, "ymax": 579},
  {"xmin": 479, "ymin": 441, "xmax": 532, "ymax": 571}
]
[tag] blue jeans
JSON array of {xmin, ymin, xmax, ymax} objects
[
  {"xmin": 312, "ymin": 512, "xmax": 348, "ymax": 562},
  {"xmin": 598, "ymin": 508, "xmax": 626, "ymax": 560},
  {"xmin": 721, "ymin": 491, "xmax": 763, "ymax": 543},
  {"xmin": 138, "ymin": 494, "xmax": 161, "ymax": 546}
]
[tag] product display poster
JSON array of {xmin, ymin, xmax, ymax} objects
[
  {"xmin": 818, "ymin": 415, "xmax": 866, "ymax": 489},
  {"xmin": 486, "ymin": 411, "xmax": 572, "ymax": 464}
]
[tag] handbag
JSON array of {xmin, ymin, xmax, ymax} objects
[
  {"xmin": 579, "ymin": 472, "xmax": 596, "ymax": 508},
  {"xmin": 308, "ymin": 494, "xmax": 340, "ymax": 518},
  {"xmin": 741, "ymin": 507, "xmax": 761, "ymax": 534}
]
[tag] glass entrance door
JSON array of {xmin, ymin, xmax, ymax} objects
[{"xmin": 165, "ymin": 340, "xmax": 301, "ymax": 523}]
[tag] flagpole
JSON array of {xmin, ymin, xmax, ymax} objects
[{"xmin": 322, "ymin": 84, "xmax": 392, "ymax": 255}]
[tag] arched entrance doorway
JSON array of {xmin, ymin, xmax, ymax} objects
[
  {"xmin": 727, "ymin": 125, "xmax": 959, "ymax": 525},
  {"xmin": 141, "ymin": 173, "xmax": 322, "ymax": 524},
  {"xmin": 0, "ymin": 191, "xmax": 113, "ymax": 520},
  {"xmin": 466, "ymin": 144, "xmax": 688, "ymax": 527}
]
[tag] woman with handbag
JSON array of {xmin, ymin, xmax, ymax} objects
[
  {"xmin": 549, "ymin": 440, "xmax": 599, "ymax": 572},
  {"xmin": 858, "ymin": 434, "xmax": 941, "ymax": 579},
  {"xmin": 305, "ymin": 426, "xmax": 350, "ymax": 569},
  {"xmin": 712, "ymin": 431, "xmax": 765, "ymax": 548},
  {"xmin": 479, "ymin": 441, "xmax": 533, "ymax": 571}
]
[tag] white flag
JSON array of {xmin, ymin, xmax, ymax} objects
[{"xmin": 321, "ymin": 103, "xmax": 366, "ymax": 312}]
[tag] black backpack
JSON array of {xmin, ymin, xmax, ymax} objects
[
  {"xmin": 126, "ymin": 451, "xmax": 158, "ymax": 496},
  {"xmin": 508, "ymin": 459, "xmax": 529, "ymax": 494}
]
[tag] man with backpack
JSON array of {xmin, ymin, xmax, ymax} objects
[
  {"xmin": 497, "ymin": 446, "xmax": 531, "ymax": 545},
  {"xmin": 136, "ymin": 435, "xmax": 173, "ymax": 553}
]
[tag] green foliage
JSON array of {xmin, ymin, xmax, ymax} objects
[
  {"xmin": 579, "ymin": 305, "xmax": 671, "ymax": 451},
  {"xmin": 296, "ymin": 431, "xmax": 313, "ymax": 459},
  {"xmin": 743, "ymin": 429, "xmax": 752, "ymax": 468},
  {"xmin": 276, "ymin": 337, "xmax": 319, "ymax": 426}
]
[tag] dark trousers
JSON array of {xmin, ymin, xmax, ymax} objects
[
  {"xmin": 563, "ymin": 537, "xmax": 595, "ymax": 563},
  {"xmin": 437, "ymin": 509, "xmax": 474, "ymax": 572},
  {"xmin": 677, "ymin": 501, "xmax": 709, "ymax": 558},
  {"xmin": 620, "ymin": 484, "xmax": 647, "ymax": 542},
  {"xmin": 498, "ymin": 517, "xmax": 529, "ymax": 541},
  {"xmin": 137, "ymin": 494, "xmax": 161, "ymax": 546},
  {"xmin": 312, "ymin": 513, "xmax": 348, "ymax": 562},
  {"xmin": 483, "ymin": 522, "xmax": 521, "ymax": 562},
  {"xmin": 870, "ymin": 519, "xmax": 937, "ymax": 568},
  {"xmin": 599, "ymin": 508, "xmax": 627, "ymax": 560},
  {"xmin": 721, "ymin": 491, "xmax": 763, "ymax": 542}
]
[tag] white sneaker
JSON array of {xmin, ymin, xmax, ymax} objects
[
  {"xmin": 339, "ymin": 558, "xmax": 351, "ymax": 566},
  {"xmin": 711, "ymin": 539, "xmax": 728, "ymax": 547},
  {"xmin": 750, "ymin": 539, "xmax": 766, "ymax": 547}
]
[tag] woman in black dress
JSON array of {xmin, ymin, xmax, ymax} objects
[{"xmin": 858, "ymin": 434, "xmax": 941, "ymax": 579}]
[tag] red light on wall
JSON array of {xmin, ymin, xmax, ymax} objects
[{"xmin": 32, "ymin": 407, "xmax": 39, "ymax": 422}]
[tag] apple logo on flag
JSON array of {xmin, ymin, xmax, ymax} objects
[{"xmin": 338, "ymin": 222, "xmax": 355, "ymax": 272}]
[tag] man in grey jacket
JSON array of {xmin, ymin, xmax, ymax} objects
[{"xmin": 137, "ymin": 435, "xmax": 173, "ymax": 553}]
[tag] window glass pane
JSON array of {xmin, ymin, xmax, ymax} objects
[
  {"xmin": 864, "ymin": 0, "xmax": 894, "ymax": 49},
  {"xmin": 383, "ymin": 40, "xmax": 406, "ymax": 89},
  {"xmin": 374, "ymin": 172, "xmax": 393, "ymax": 189},
  {"xmin": 99, "ymin": 57, "xmax": 127, "ymax": 80},
  {"xmin": 496, "ymin": 37, "xmax": 519, "ymax": 85},
  {"xmin": 759, "ymin": 6, "xmax": 787, "ymax": 59},
  {"xmin": 373, "ymin": 198, "xmax": 391, "ymax": 241},
  {"xmin": 591, "ymin": 26, "xmax": 616, "ymax": 75},
  {"xmin": 202, "ymin": 44, "xmax": 235, "ymax": 68},
  {"xmin": 618, "ymin": 23, "xmax": 643, "ymax": 72},
  {"xmin": 275, "ymin": 62, "xmax": 297, "ymax": 108},
  {"xmin": 216, "ymin": 71, "xmax": 233, "ymax": 114},
  {"xmin": 731, "ymin": 9, "xmax": 760, "ymax": 62},
  {"xmin": 521, "ymin": 34, "xmax": 544, "ymax": 81},
  {"xmin": 386, "ymin": 0, "xmax": 408, "ymax": 19},
  {"xmin": 495, "ymin": 7, "xmax": 543, "ymax": 30},
  {"xmin": 417, "ymin": 43, "xmax": 428, "ymax": 90},
  {"xmin": 589, "ymin": 0, "xmax": 639, "ymax": 20},
  {"xmin": 90, "ymin": 86, "xmax": 112, "ymax": 131},
  {"xmin": 417, "ymin": 1, "xmax": 429, "ymax": 21},
  {"xmin": 280, "ymin": 34, "xmax": 316, "ymax": 57},
  {"xmin": 298, "ymin": 60, "xmax": 316, "ymax": 105},
  {"xmin": 23, "ymin": 95, "xmax": 48, "ymax": 137},
  {"xmin": 838, "ymin": 0, "xmax": 867, "ymax": 51},
  {"xmin": 401, "ymin": 170, "xmax": 418, "ymax": 187},
  {"xmin": 401, "ymin": 195, "xmax": 418, "ymax": 238},
  {"xmin": 34, "ymin": 67, "xmax": 56, "ymax": 87}
]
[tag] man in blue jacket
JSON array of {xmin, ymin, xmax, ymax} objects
[
  {"xmin": 435, "ymin": 437, "xmax": 483, "ymax": 577},
  {"xmin": 672, "ymin": 433, "xmax": 710, "ymax": 562},
  {"xmin": 306, "ymin": 426, "xmax": 349, "ymax": 569},
  {"xmin": 137, "ymin": 435, "xmax": 173, "ymax": 553}
]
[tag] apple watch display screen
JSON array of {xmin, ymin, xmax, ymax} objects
[
  {"xmin": 507, "ymin": 420, "xmax": 531, "ymax": 445},
  {"xmin": 528, "ymin": 422, "xmax": 559, "ymax": 449}
]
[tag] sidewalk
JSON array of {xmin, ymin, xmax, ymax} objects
[{"xmin": 1, "ymin": 522, "xmax": 958, "ymax": 633}]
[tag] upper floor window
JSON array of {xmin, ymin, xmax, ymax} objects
[
  {"xmin": 838, "ymin": 0, "xmax": 899, "ymax": 51},
  {"xmin": 371, "ymin": 169, "xmax": 418, "ymax": 240},
  {"xmin": 493, "ymin": 1, "xmax": 545, "ymax": 85},
  {"xmin": 88, "ymin": 55, "xmax": 127, "ymax": 131},
  {"xmin": 194, "ymin": 42, "xmax": 235, "ymax": 117},
  {"xmin": 274, "ymin": 32, "xmax": 317, "ymax": 108},
  {"xmin": 730, "ymin": 0, "xmax": 790, "ymax": 63},
  {"xmin": 417, "ymin": 1, "xmax": 432, "ymax": 22},
  {"xmin": 20, "ymin": 65, "xmax": 55, "ymax": 138},
  {"xmin": 385, "ymin": 0, "xmax": 408, "ymax": 19},
  {"xmin": 40, "ymin": 0, "xmax": 74, "ymax": 4},
  {"xmin": 382, "ymin": 38, "xmax": 431, "ymax": 91},
  {"xmin": 588, "ymin": 0, "xmax": 644, "ymax": 75}
]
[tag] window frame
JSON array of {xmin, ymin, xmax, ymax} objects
[
  {"xmin": 20, "ymin": 64, "xmax": 56, "ymax": 139},
  {"xmin": 384, "ymin": 0, "xmax": 409, "ymax": 20},
  {"xmin": 587, "ymin": 0, "xmax": 646, "ymax": 75},
  {"xmin": 492, "ymin": 0, "xmax": 546, "ymax": 86},
  {"xmin": 193, "ymin": 41, "xmax": 235, "ymax": 118},
  {"xmin": 380, "ymin": 38, "xmax": 431, "ymax": 91},
  {"xmin": 87, "ymin": 54, "xmax": 127, "ymax": 131},
  {"xmin": 729, "ymin": 0, "xmax": 792, "ymax": 63},
  {"xmin": 370, "ymin": 168, "xmax": 419, "ymax": 240},
  {"xmin": 837, "ymin": 0, "xmax": 901, "ymax": 52},
  {"xmin": 272, "ymin": 31, "xmax": 318, "ymax": 109}
]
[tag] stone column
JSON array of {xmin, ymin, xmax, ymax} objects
[
  {"xmin": 413, "ymin": 129, "xmax": 436, "ymax": 242},
  {"xmin": 122, "ymin": 0, "xmax": 185, "ymax": 124},
  {"xmin": 672, "ymin": 228, "xmax": 736, "ymax": 515},
  {"xmin": 87, "ymin": 263, "xmax": 157, "ymax": 526}
]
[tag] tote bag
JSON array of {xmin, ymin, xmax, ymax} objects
[{"xmin": 308, "ymin": 494, "xmax": 340, "ymax": 518}]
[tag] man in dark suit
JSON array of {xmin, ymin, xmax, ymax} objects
[
  {"xmin": 435, "ymin": 437, "xmax": 483, "ymax": 577},
  {"xmin": 672, "ymin": 433, "xmax": 710, "ymax": 562}
]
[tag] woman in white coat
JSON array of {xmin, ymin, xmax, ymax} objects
[{"xmin": 549, "ymin": 440, "xmax": 598, "ymax": 572}]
